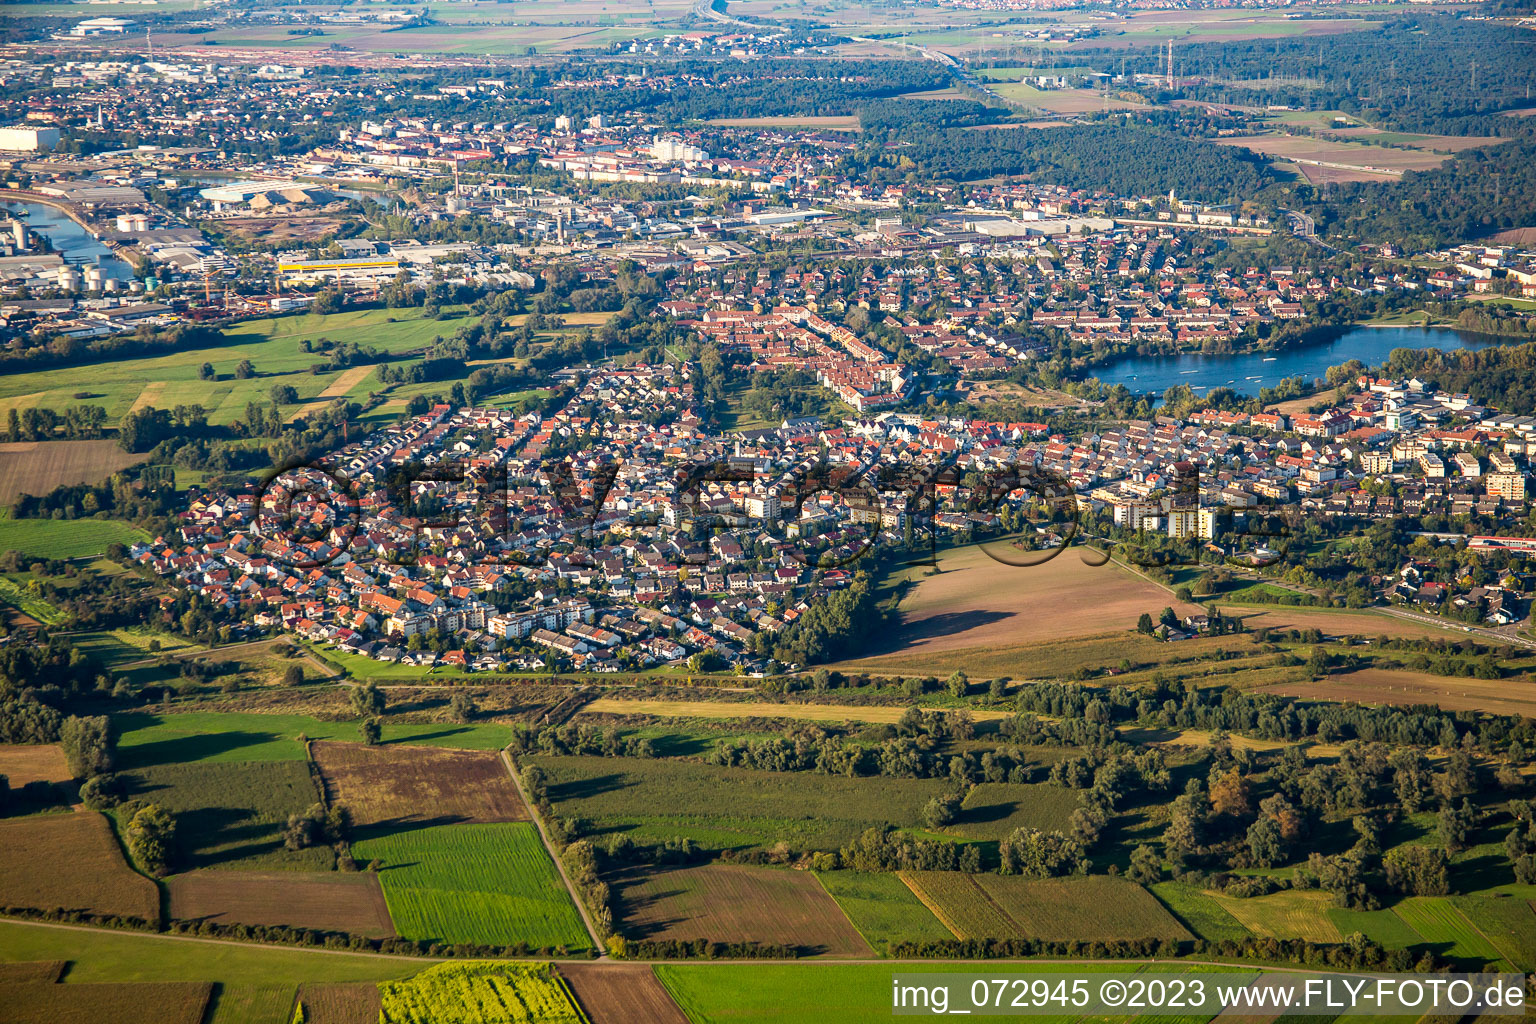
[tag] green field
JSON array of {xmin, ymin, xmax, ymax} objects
[
  {"xmin": 1449, "ymin": 896, "xmax": 1536, "ymax": 971},
  {"xmin": 0, "ymin": 308, "xmax": 451, "ymax": 427},
  {"xmin": 814, "ymin": 871, "xmax": 952, "ymax": 950},
  {"xmin": 0, "ymin": 518, "xmax": 147, "ymax": 560},
  {"xmin": 116, "ymin": 711, "xmax": 513, "ymax": 769},
  {"xmin": 352, "ymin": 824, "xmax": 591, "ymax": 951},
  {"xmin": 1149, "ymin": 883, "xmax": 1251, "ymax": 942},
  {"xmin": 0, "ymin": 919, "xmax": 421, "ymax": 988},
  {"xmin": 124, "ymin": 760, "xmax": 334, "ymax": 872},
  {"xmin": 947, "ymin": 783, "xmax": 1082, "ymax": 841},
  {"xmin": 1391, "ymin": 898, "xmax": 1504, "ymax": 965},
  {"xmin": 976, "ymin": 876, "xmax": 1191, "ymax": 943},
  {"xmin": 529, "ymin": 754, "xmax": 950, "ymax": 853},
  {"xmin": 1324, "ymin": 907, "xmax": 1425, "ymax": 950}
]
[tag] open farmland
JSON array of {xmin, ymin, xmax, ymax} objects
[
  {"xmin": 378, "ymin": 962, "xmax": 585, "ymax": 1024},
  {"xmin": 814, "ymin": 871, "xmax": 953, "ymax": 949},
  {"xmin": 1216, "ymin": 135, "xmax": 1451, "ymax": 176},
  {"xmin": 311, "ymin": 741, "xmax": 528, "ymax": 828},
  {"xmin": 0, "ymin": 812, "xmax": 160, "ymax": 922},
  {"xmin": 529, "ymin": 753, "xmax": 950, "ymax": 852},
  {"xmin": 114, "ymin": 711, "xmax": 513, "ymax": 769},
  {"xmin": 168, "ymin": 870, "xmax": 394, "ymax": 937},
  {"xmin": 124, "ymin": 760, "xmax": 333, "ymax": 872},
  {"xmin": 947, "ymin": 783, "xmax": 1081, "ymax": 841},
  {"xmin": 352, "ymin": 823, "xmax": 590, "ymax": 951},
  {"xmin": 1150, "ymin": 883, "xmax": 1250, "ymax": 942},
  {"xmin": 0, "ymin": 981, "xmax": 212, "ymax": 1024},
  {"xmin": 991, "ymin": 83, "xmax": 1147, "ymax": 114},
  {"xmin": 0, "ymin": 960, "xmax": 65, "ymax": 983},
  {"xmin": 900, "ymin": 872, "xmax": 1187, "ymax": 942},
  {"xmin": 558, "ymin": 962, "xmax": 690, "ymax": 1024},
  {"xmin": 1259, "ymin": 669, "xmax": 1536, "ymax": 719},
  {"xmin": 866, "ymin": 544, "xmax": 1203, "ymax": 657},
  {"xmin": 1451, "ymin": 896, "xmax": 1536, "ymax": 972},
  {"xmin": 898, "ymin": 872, "xmax": 1013, "ymax": 939},
  {"xmin": 1391, "ymin": 898, "xmax": 1503, "ymax": 965},
  {"xmin": 0, "ymin": 744, "xmax": 72, "ymax": 786},
  {"xmin": 0, "ymin": 440, "xmax": 143, "ymax": 506},
  {"xmin": 297, "ymin": 982, "xmax": 384, "ymax": 1024},
  {"xmin": 612, "ymin": 863, "xmax": 871, "ymax": 957},
  {"xmin": 1210, "ymin": 890, "xmax": 1343, "ymax": 944},
  {"xmin": 0, "ymin": 517, "xmax": 147, "ymax": 561},
  {"xmin": 973, "ymin": 875, "xmax": 1191, "ymax": 943}
]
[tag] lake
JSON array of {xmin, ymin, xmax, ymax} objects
[
  {"xmin": 0, "ymin": 198, "xmax": 134, "ymax": 279},
  {"xmin": 1085, "ymin": 326, "xmax": 1517, "ymax": 396}
]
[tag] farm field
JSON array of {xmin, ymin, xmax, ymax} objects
[
  {"xmin": 0, "ymin": 812, "xmax": 160, "ymax": 922},
  {"xmin": 655, "ymin": 962, "xmax": 1128, "ymax": 1024},
  {"xmin": 167, "ymin": 870, "xmax": 395, "ymax": 938},
  {"xmin": 991, "ymin": 83, "xmax": 1147, "ymax": 113},
  {"xmin": 296, "ymin": 982, "xmax": 382, "ymax": 1024},
  {"xmin": 815, "ymin": 870, "xmax": 962, "ymax": 949},
  {"xmin": 1449, "ymin": 896, "xmax": 1536, "ymax": 971},
  {"xmin": 1215, "ymin": 135, "xmax": 1451, "ymax": 175},
  {"xmin": 578, "ymin": 697, "xmax": 1010, "ymax": 725},
  {"xmin": 204, "ymin": 982, "xmax": 300, "ymax": 1024},
  {"xmin": 1149, "ymin": 883, "xmax": 1250, "ymax": 942},
  {"xmin": 0, "ymin": 743, "xmax": 72, "ymax": 786},
  {"xmin": 115, "ymin": 711, "xmax": 514, "ymax": 769},
  {"xmin": 0, "ymin": 440, "xmax": 144, "ymax": 506},
  {"xmin": 0, "ymin": 980, "xmax": 212, "ymax": 1024},
  {"xmin": 900, "ymin": 872, "xmax": 1188, "ymax": 942},
  {"xmin": 1323, "ymin": 907, "xmax": 1424, "ymax": 950},
  {"xmin": 864, "ymin": 543, "xmax": 1204, "ymax": 657},
  {"xmin": 975, "ymin": 876, "xmax": 1191, "ymax": 943},
  {"xmin": 557, "ymin": 962, "xmax": 690, "ymax": 1024},
  {"xmin": 1390, "ymin": 898, "xmax": 1503, "ymax": 966},
  {"xmin": 123, "ymin": 760, "xmax": 335, "ymax": 872},
  {"xmin": 529, "ymin": 753, "xmax": 950, "ymax": 852},
  {"xmin": 351, "ymin": 823, "xmax": 591, "ymax": 951},
  {"xmin": 311, "ymin": 741, "xmax": 528, "ymax": 828},
  {"xmin": 1259, "ymin": 669, "xmax": 1536, "ymax": 719},
  {"xmin": 378, "ymin": 962, "xmax": 586, "ymax": 1024},
  {"xmin": 0, "ymin": 918, "xmax": 423, "ymax": 987},
  {"xmin": 612, "ymin": 863, "xmax": 872, "ymax": 956},
  {"xmin": 0, "ymin": 517, "xmax": 147, "ymax": 560},
  {"xmin": 0, "ymin": 960, "xmax": 65, "ymax": 983},
  {"xmin": 1209, "ymin": 890, "xmax": 1343, "ymax": 944},
  {"xmin": 946, "ymin": 782, "xmax": 1082, "ymax": 840}
]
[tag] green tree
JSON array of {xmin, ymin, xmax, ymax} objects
[
  {"xmin": 60, "ymin": 715, "xmax": 114, "ymax": 777},
  {"xmin": 126, "ymin": 804, "xmax": 176, "ymax": 876}
]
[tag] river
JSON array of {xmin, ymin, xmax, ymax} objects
[
  {"xmin": 0, "ymin": 198, "xmax": 134, "ymax": 279},
  {"xmin": 1085, "ymin": 326, "xmax": 1519, "ymax": 396}
]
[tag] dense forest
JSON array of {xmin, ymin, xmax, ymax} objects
[
  {"xmin": 1301, "ymin": 137, "xmax": 1536, "ymax": 248},
  {"xmin": 1086, "ymin": 17, "xmax": 1536, "ymax": 136},
  {"xmin": 550, "ymin": 59, "xmax": 951, "ymax": 122},
  {"xmin": 840, "ymin": 121, "xmax": 1274, "ymax": 204}
]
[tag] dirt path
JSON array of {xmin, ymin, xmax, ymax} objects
[{"xmin": 500, "ymin": 749, "xmax": 609, "ymax": 960}]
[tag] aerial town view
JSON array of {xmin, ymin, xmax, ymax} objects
[{"xmin": 0, "ymin": 0, "xmax": 1535, "ymax": 1020}]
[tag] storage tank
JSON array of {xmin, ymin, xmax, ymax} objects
[
  {"xmin": 84, "ymin": 266, "xmax": 105, "ymax": 291},
  {"xmin": 57, "ymin": 266, "xmax": 81, "ymax": 291}
]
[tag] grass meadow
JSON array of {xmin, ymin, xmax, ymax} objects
[
  {"xmin": 529, "ymin": 753, "xmax": 950, "ymax": 853},
  {"xmin": 815, "ymin": 871, "xmax": 954, "ymax": 949},
  {"xmin": 1149, "ymin": 883, "xmax": 1250, "ymax": 942},
  {"xmin": 0, "ymin": 517, "xmax": 147, "ymax": 560},
  {"xmin": 352, "ymin": 823, "xmax": 591, "ymax": 951}
]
